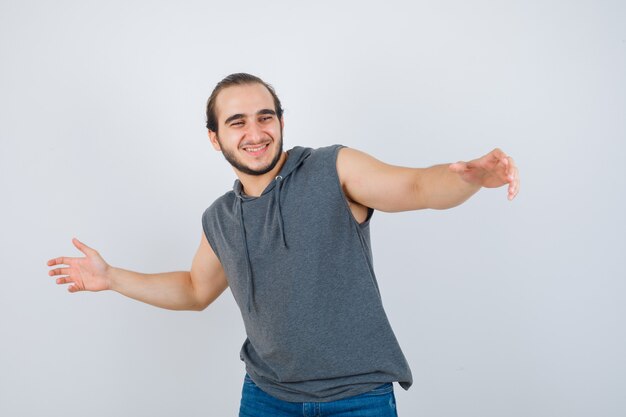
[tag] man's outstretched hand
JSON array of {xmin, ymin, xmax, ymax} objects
[
  {"xmin": 449, "ymin": 148, "xmax": 520, "ymax": 200},
  {"xmin": 47, "ymin": 238, "xmax": 111, "ymax": 292}
]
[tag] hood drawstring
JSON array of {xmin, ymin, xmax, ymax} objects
[
  {"xmin": 232, "ymin": 147, "xmax": 312, "ymax": 314},
  {"xmin": 274, "ymin": 175, "xmax": 288, "ymax": 249},
  {"xmin": 236, "ymin": 175, "xmax": 287, "ymax": 313}
]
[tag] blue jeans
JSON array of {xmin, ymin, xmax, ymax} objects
[{"xmin": 239, "ymin": 373, "xmax": 399, "ymax": 417}]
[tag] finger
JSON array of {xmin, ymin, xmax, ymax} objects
[
  {"xmin": 47, "ymin": 257, "xmax": 76, "ymax": 267},
  {"xmin": 506, "ymin": 170, "xmax": 514, "ymax": 198},
  {"xmin": 492, "ymin": 148, "xmax": 508, "ymax": 161},
  {"xmin": 479, "ymin": 149, "xmax": 507, "ymax": 173},
  {"xmin": 68, "ymin": 285, "xmax": 80, "ymax": 293},
  {"xmin": 513, "ymin": 164, "xmax": 519, "ymax": 184},
  {"xmin": 511, "ymin": 165, "xmax": 519, "ymax": 188},
  {"xmin": 72, "ymin": 238, "xmax": 96, "ymax": 256},
  {"xmin": 49, "ymin": 267, "xmax": 71, "ymax": 276},
  {"xmin": 483, "ymin": 148, "xmax": 507, "ymax": 168},
  {"xmin": 506, "ymin": 156, "xmax": 516, "ymax": 180},
  {"xmin": 505, "ymin": 157, "xmax": 512, "ymax": 179},
  {"xmin": 508, "ymin": 182, "xmax": 519, "ymax": 200},
  {"xmin": 497, "ymin": 154, "xmax": 513, "ymax": 175},
  {"xmin": 507, "ymin": 156, "xmax": 516, "ymax": 168},
  {"xmin": 508, "ymin": 167, "xmax": 520, "ymax": 200},
  {"xmin": 497, "ymin": 163, "xmax": 511, "ymax": 183},
  {"xmin": 56, "ymin": 276, "xmax": 74, "ymax": 285}
]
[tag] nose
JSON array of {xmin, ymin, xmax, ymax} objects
[{"xmin": 245, "ymin": 121, "xmax": 264, "ymax": 142}]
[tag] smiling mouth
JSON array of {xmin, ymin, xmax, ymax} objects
[{"xmin": 242, "ymin": 143, "xmax": 270, "ymax": 154}]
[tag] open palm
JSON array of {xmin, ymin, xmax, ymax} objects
[{"xmin": 47, "ymin": 238, "xmax": 111, "ymax": 292}]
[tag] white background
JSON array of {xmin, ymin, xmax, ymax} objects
[{"xmin": 1, "ymin": 1, "xmax": 624, "ymax": 416}]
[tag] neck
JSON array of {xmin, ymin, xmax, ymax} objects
[{"xmin": 235, "ymin": 151, "xmax": 288, "ymax": 197}]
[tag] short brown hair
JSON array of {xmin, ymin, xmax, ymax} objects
[{"xmin": 205, "ymin": 73, "xmax": 284, "ymax": 133}]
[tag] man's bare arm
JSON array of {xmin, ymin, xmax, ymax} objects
[
  {"xmin": 47, "ymin": 235, "xmax": 228, "ymax": 311},
  {"xmin": 336, "ymin": 147, "xmax": 519, "ymax": 212}
]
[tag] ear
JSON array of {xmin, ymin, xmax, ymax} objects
[
  {"xmin": 280, "ymin": 116, "xmax": 285, "ymax": 130},
  {"xmin": 208, "ymin": 130, "xmax": 222, "ymax": 151}
]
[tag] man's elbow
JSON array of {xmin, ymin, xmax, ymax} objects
[
  {"xmin": 190, "ymin": 287, "xmax": 226, "ymax": 312},
  {"xmin": 193, "ymin": 301, "xmax": 212, "ymax": 311},
  {"xmin": 187, "ymin": 296, "xmax": 211, "ymax": 312}
]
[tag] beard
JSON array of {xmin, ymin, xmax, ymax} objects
[{"xmin": 217, "ymin": 129, "xmax": 284, "ymax": 176}]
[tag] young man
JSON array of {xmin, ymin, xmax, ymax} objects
[{"xmin": 48, "ymin": 73, "xmax": 519, "ymax": 416}]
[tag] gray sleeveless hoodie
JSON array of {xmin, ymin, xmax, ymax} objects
[{"xmin": 202, "ymin": 145, "xmax": 413, "ymax": 402}]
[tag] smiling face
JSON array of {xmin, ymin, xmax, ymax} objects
[{"xmin": 208, "ymin": 83, "xmax": 284, "ymax": 176}]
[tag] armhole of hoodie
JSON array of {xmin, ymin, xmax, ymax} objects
[
  {"xmin": 330, "ymin": 144, "xmax": 374, "ymax": 228},
  {"xmin": 201, "ymin": 207, "xmax": 221, "ymax": 261}
]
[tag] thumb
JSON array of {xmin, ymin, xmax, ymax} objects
[
  {"xmin": 449, "ymin": 161, "xmax": 467, "ymax": 173},
  {"xmin": 72, "ymin": 237, "xmax": 96, "ymax": 256}
]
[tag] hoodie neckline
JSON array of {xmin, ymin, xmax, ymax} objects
[{"xmin": 233, "ymin": 147, "xmax": 311, "ymax": 201}]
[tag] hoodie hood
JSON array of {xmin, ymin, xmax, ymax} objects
[{"xmin": 231, "ymin": 146, "xmax": 312, "ymax": 313}]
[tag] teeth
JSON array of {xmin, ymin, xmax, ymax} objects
[{"xmin": 244, "ymin": 144, "xmax": 267, "ymax": 152}]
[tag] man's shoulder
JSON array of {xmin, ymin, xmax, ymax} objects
[
  {"xmin": 203, "ymin": 190, "xmax": 236, "ymax": 217},
  {"xmin": 289, "ymin": 144, "xmax": 345, "ymax": 167},
  {"xmin": 291, "ymin": 144, "xmax": 344, "ymax": 154}
]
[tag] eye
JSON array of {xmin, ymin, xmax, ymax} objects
[
  {"xmin": 231, "ymin": 121, "xmax": 244, "ymax": 127},
  {"xmin": 260, "ymin": 116, "xmax": 273, "ymax": 122}
]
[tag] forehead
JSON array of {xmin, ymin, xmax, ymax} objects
[{"xmin": 215, "ymin": 83, "xmax": 275, "ymax": 123}]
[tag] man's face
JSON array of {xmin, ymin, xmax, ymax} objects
[{"xmin": 209, "ymin": 83, "xmax": 284, "ymax": 176}]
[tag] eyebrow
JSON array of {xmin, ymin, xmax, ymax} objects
[{"xmin": 224, "ymin": 109, "xmax": 276, "ymax": 125}]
